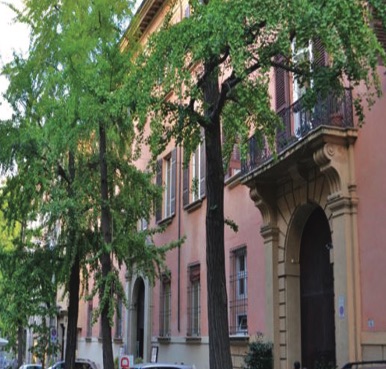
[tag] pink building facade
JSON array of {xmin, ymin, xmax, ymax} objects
[{"xmin": 71, "ymin": 2, "xmax": 386, "ymax": 369}]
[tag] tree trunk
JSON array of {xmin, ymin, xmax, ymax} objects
[
  {"xmin": 99, "ymin": 122, "xmax": 114, "ymax": 369},
  {"xmin": 64, "ymin": 254, "xmax": 80, "ymax": 369},
  {"xmin": 64, "ymin": 151, "xmax": 80, "ymax": 369},
  {"xmin": 203, "ymin": 62, "xmax": 233, "ymax": 369}
]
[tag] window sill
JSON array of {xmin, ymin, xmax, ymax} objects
[
  {"xmin": 157, "ymin": 336, "xmax": 171, "ymax": 344},
  {"xmin": 157, "ymin": 214, "xmax": 174, "ymax": 227},
  {"xmin": 184, "ymin": 198, "xmax": 203, "ymax": 213},
  {"xmin": 185, "ymin": 336, "xmax": 201, "ymax": 344},
  {"xmin": 229, "ymin": 335, "xmax": 249, "ymax": 345}
]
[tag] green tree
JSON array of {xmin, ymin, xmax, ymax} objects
[
  {"xmin": 1, "ymin": 2, "xmax": 175, "ymax": 369},
  {"xmin": 132, "ymin": 1, "xmax": 386, "ymax": 369},
  {"xmin": 0, "ymin": 212, "xmax": 58, "ymax": 368}
]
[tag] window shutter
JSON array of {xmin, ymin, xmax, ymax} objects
[
  {"xmin": 312, "ymin": 38, "xmax": 327, "ymax": 67},
  {"xmin": 229, "ymin": 144, "xmax": 241, "ymax": 176},
  {"xmin": 374, "ymin": 19, "xmax": 386, "ymax": 54},
  {"xmin": 183, "ymin": 163, "xmax": 189, "ymax": 206},
  {"xmin": 199, "ymin": 141, "xmax": 206, "ymax": 198},
  {"xmin": 189, "ymin": 264, "xmax": 200, "ymax": 283},
  {"xmin": 155, "ymin": 159, "xmax": 162, "ymax": 222},
  {"xmin": 370, "ymin": 3, "xmax": 386, "ymax": 62},
  {"xmin": 170, "ymin": 149, "xmax": 177, "ymax": 215},
  {"xmin": 274, "ymin": 55, "xmax": 290, "ymax": 112}
]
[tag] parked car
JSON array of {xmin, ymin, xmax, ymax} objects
[
  {"xmin": 131, "ymin": 363, "xmax": 195, "ymax": 369},
  {"xmin": 341, "ymin": 362, "xmax": 386, "ymax": 369},
  {"xmin": 47, "ymin": 359, "xmax": 97, "ymax": 369},
  {"xmin": 19, "ymin": 365, "xmax": 42, "ymax": 369}
]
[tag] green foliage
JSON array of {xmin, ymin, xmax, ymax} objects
[
  {"xmin": 29, "ymin": 317, "xmax": 61, "ymax": 366},
  {"xmin": 243, "ymin": 335, "xmax": 273, "ymax": 369},
  {"xmin": 130, "ymin": 2, "xmax": 386, "ymax": 369},
  {"xmin": 0, "ymin": 230, "xmax": 58, "ymax": 359},
  {"xmin": 224, "ymin": 218, "xmax": 239, "ymax": 233},
  {"xmin": 133, "ymin": 0, "xmax": 385, "ymax": 162},
  {"xmin": 1, "ymin": 0, "xmax": 174, "ymax": 301},
  {"xmin": 134, "ymin": 357, "xmax": 143, "ymax": 364},
  {"xmin": 0, "ymin": 0, "xmax": 178, "ymax": 367}
]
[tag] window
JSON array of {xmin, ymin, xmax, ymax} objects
[
  {"xmin": 183, "ymin": 142, "xmax": 205, "ymax": 206},
  {"xmin": 275, "ymin": 39, "xmax": 327, "ymax": 142},
  {"xmin": 187, "ymin": 264, "xmax": 200, "ymax": 337},
  {"xmin": 184, "ymin": 4, "xmax": 190, "ymax": 18},
  {"xmin": 159, "ymin": 274, "xmax": 171, "ymax": 337},
  {"xmin": 115, "ymin": 297, "xmax": 123, "ymax": 339},
  {"xmin": 229, "ymin": 247, "xmax": 248, "ymax": 335},
  {"xmin": 292, "ymin": 39, "xmax": 327, "ymax": 136},
  {"xmin": 223, "ymin": 132, "xmax": 241, "ymax": 180},
  {"xmin": 139, "ymin": 217, "xmax": 151, "ymax": 245},
  {"xmin": 86, "ymin": 300, "xmax": 93, "ymax": 337},
  {"xmin": 140, "ymin": 218, "xmax": 148, "ymax": 231},
  {"xmin": 165, "ymin": 155, "xmax": 173, "ymax": 216},
  {"xmin": 191, "ymin": 144, "xmax": 202, "ymax": 202},
  {"xmin": 156, "ymin": 148, "xmax": 177, "ymax": 222},
  {"xmin": 292, "ymin": 40, "xmax": 313, "ymax": 102}
]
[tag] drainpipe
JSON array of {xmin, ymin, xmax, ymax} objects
[{"xmin": 177, "ymin": 144, "xmax": 182, "ymax": 332}]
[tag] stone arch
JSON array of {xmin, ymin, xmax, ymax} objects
[
  {"xmin": 127, "ymin": 276, "xmax": 152, "ymax": 362},
  {"xmin": 285, "ymin": 203, "xmax": 319, "ymax": 266},
  {"xmin": 244, "ymin": 131, "xmax": 361, "ymax": 368},
  {"xmin": 284, "ymin": 203, "xmax": 335, "ymax": 368}
]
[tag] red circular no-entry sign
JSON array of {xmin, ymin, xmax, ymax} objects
[{"xmin": 120, "ymin": 356, "xmax": 130, "ymax": 369}]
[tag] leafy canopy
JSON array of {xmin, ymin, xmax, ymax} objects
[
  {"xmin": 0, "ymin": 0, "xmax": 176, "ymax": 334},
  {"xmin": 133, "ymin": 0, "xmax": 386, "ymax": 162}
]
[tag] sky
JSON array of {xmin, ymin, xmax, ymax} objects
[
  {"xmin": 0, "ymin": 1, "xmax": 141, "ymax": 121},
  {"xmin": 0, "ymin": 0, "xmax": 29, "ymax": 120}
]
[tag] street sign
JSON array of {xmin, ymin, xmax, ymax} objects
[
  {"xmin": 120, "ymin": 356, "xmax": 132, "ymax": 369},
  {"xmin": 50, "ymin": 327, "xmax": 57, "ymax": 343}
]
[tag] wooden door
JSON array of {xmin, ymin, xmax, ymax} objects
[{"xmin": 300, "ymin": 207, "xmax": 336, "ymax": 369}]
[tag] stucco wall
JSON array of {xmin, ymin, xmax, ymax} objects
[{"xmin": 354, "ymin": 66, "xmax": 386, "ymax": 337}]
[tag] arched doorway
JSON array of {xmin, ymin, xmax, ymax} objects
[
  {"xmin": 300, "ymin": 207, "xmax": 335, "ymax": 369},
  {"xmin": 133, "ymin": 278, "xmax": 145, "ymax": 359}
]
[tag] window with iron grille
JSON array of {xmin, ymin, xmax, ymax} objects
[
  {"xmin": 187, "ymin": 264, "xmax": 200, "ymax": 337},
  {"xmin": 159, "ymin": 274, "xmax": 171, "ymax": 337},
  {"xmin": 86, "ymin": 300, "xmax": 93, "ymax": 337},
  {"xmin": 183, "ymin": 139, "xmax": 206, "ymax": 207},
  {"xmin": 155, "ymin": 149, "xmax": 177, "ymax": 222},
  {"xmin": 229, "ymin": 246, "xmax": 248, "ymax": 335}
]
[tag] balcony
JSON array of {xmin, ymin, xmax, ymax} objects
[{"xmin": 241, "ymin": 89, "xmax": 354, "ymax": 175}]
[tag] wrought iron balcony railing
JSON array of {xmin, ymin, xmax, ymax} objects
[{"xmin": 241, "ymin": 89, "xmax": 354, "ymax": 174}]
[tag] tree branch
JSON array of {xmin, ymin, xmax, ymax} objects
[
  {"xmin": 270, "ymin": 58, "xmax": 304, "ymax": 75},
  {"xmin": 196, "ymin": 45, "xmax": 231, "ymax": 90},
  {"xmin": 57, "ymin": 162, "xmax": 70, "ymax": 184},
  {"xmin": 211, "ymin": 60, "xmax": 262, "ymax": 120}
]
